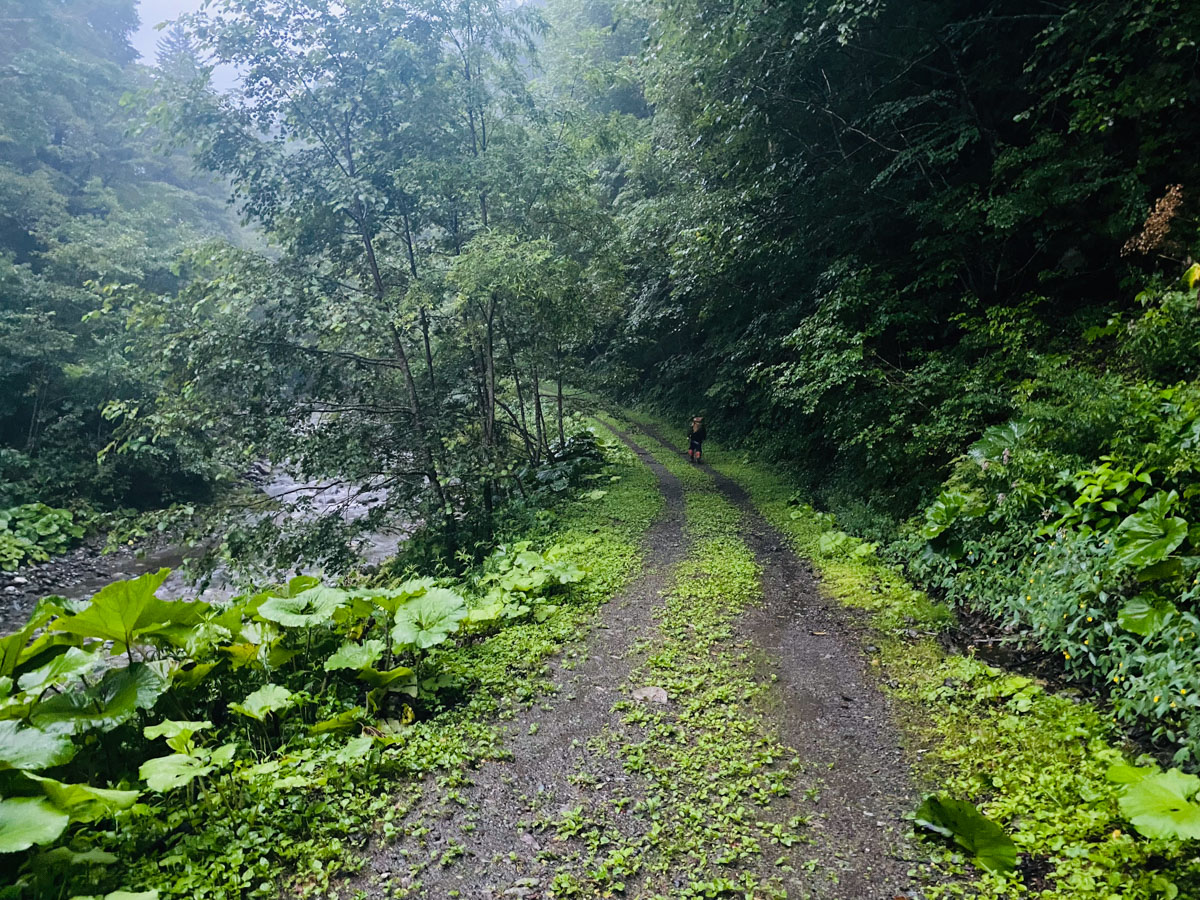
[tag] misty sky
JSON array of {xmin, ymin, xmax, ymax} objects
[{"xmin": 131, "ymin": 0, "xmax": 204, "ymax": 65}]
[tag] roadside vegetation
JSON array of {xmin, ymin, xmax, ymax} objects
[
  {"xmin": 625, "ymin": 412, "xmax": 1200, "ymax": 900},
  {"xmin": 0, "ymin": 427, "xmax": 656, "ymax": 899}
]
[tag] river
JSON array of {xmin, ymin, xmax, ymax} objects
[{"xmin": 0, "ymin": 468, "xmax": 412, "ymax": 634}]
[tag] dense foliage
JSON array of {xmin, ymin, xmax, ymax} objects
[
  {"xmin": 581, "ymin": 0, "xmax": 1200, "ymax": 765},
  {"xmin": 0, "ymin": 0, "xmax": 240, "ymax": 510}
]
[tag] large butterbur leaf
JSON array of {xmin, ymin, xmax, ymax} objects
[
  {"xmin": 139, "ymin": 753, "xmax": 214, "ymax": 793},
  {"xmin": 1112, "ymin": 766, "xmax": 1200, "ymax": 840},
  {"xmin": 915, "ymin": 795, "xmax": 1016, "ymax": 874},
  {"xmin": 23, "ymin": 773, "xmax": 139, "ymax": 823},
  {"xmin": 0, "ymin": 720, "xmax": 76, "ymax": 770},
  {"xmin": 0, "ymin": 796, "xmax": 69, "ymax": 853},
  {"xmin": 31, "ymin": 664, "xmax": 168, "ymax": 734},
  {"xmin": 53, "ymin": 570, "xmax": 209, "ymax": 655},
  {"xmin": 392, "ymin": 589, "xmax": 467, "ymax": 649},
  {"xmin": 1117, "ymin": 597, "xmax": 1177, "ymax": 636},
  {"xmin": 1113, "ymin": 491, "xmax": 1188, "ymax": 569},
  {"xmin": 324, "ymin": 640, "xmax": 385, "ymax": 672},
  {"xmin": 358, "ymin": 578, "xmax": 437, "ymax": 616},
  {"xmin": 16, "ymin": 647, "xmax": 99, "ymax": 694},
  {"xmin": 256, "ymin": 586, "xmax": 347, "ymax": 628},
  {"xmin": 228, "ymin": 683, "xmax": 295, "ymax": 721},
  {"xmin": 0, "ymin": 599, "xmax": 65, "ymax": 679}
]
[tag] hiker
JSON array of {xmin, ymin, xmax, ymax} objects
[{"xmin": 687, "ymin": 415, "xmax": 707, "ymax": 462}]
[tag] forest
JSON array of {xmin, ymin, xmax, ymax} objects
[{"xmin": 1, "ymin": 0, "xmax": 1199, "ymax": 898}]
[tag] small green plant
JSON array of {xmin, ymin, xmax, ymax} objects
[{"xmin": 0, "ymin": 504, "xmax": 86, "ymax": 570}]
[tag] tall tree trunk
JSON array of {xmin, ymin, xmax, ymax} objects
[
  {"xmin": 419, "ymin": 306, "xmax": 436, "ymax": 395},
  {"xmin": 532, "ymin": 362, "xmax": 550, "ymax": 460},
  {"xmin": 500, "ymin": 320, "xmax": 535, "ymax": 462},
  {"xmin": 360, "ymin": 224, "xmax": 452, "ymax": 541},
  {"xmin": 555, "ymin": 346, "xmax": 566, "ymax": 447}
]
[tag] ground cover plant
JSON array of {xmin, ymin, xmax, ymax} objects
[
  {"xmin": 0, "ymin": 427, "xmax": 658, "ymax": 899},
  {"xmin": 0, "ymin": 504, "xmax": 86, "ymax": 570}
]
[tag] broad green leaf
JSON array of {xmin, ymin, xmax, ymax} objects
[
  {"xmin": 0, "ymin": 796, "xmax": 69, "ymax": 853},
  {"xmin": 144, "ymin": 720, "xmax": 212, "ymax": 754},
  {"xmin": 228, "ymin": 684, "xmax": 295, "ymax": 721},
  {"xmin": 1106, "ymin": 762, "xmax": 1153, "ymax": 784},
  {"xmin": 31, "ymin": 845, "xmax": 117, "ymax": 868},
  {"xmin": 392, "ymin": 588, "xmax": 467, "ymax": 649},
  {"xmin": 915, "ymin": 795, "xmax": 1016, "ymax": 874},
  {"xmin": 23, "ymin": 773, "xmax": 139, "ymax": 823},
  {"xmin": 256, "ymin": 586, "xmax": 347, "ymax": 627},
  {"xmin": 357, "ymin": 577, "xmax": 437, "ymax": 615},
  {"xmin": 31, "ymin": 664, "xmax": 168, "ymax": 734},
  {"xmin": 139, "ymin": 753, "xmax": 213, "ymax": 793},
  {"xmin": 17, "ymin": 647, "xmax": 98, "ymax": 694},
  {"xmin": 357, "ymin": 665, "xmax": 417, "ymax": 692},
  {"xmin": 310, "ymin": 707, "xmax": 365, "ymax": 734},
  {"xmin": 1117, "ymin": 598, "xmax": 1177, "ymax": 636},
  {"xmin": 335, "ymin": 735, "xmax": 375, "ymax": 764},
  {"xmin": 0, "ymin": 599, "xmax": 64, "ymax": 679},
  {"xmin": 169, "ymin": 660, "xmax": 219, "ymax": 691},
  {"xmin": 283, "ymin": 575, "xmax": 321, "ymax": 597},
  {"xmin": 324, "ymin": 640, "xmax": 385, "ymax": 672},
  {"xmin": 0, "ymin": 720, "xmax": 76, "ymax": 770},
  {"xmin": 53, "ymin": 570, "xmax": 209, "ymax": 654},
  {"xmin": 1118, "ymin": 769, "xmax": 1200, "ymax": 840},
  {"xmin": 1113, "ymin": 492, "xmax": 1188, "ymax": 568}
]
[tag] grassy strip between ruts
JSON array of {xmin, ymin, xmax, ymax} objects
[
  {"xmin": 540, "ymin": 414, "xmax": 804, "ymax": 898},
  {"xmin": 616, "ymin": 411, "xmax": 1200, "ymax": 900},
  {"xmin": 6, "ymin": 425, "xmax": 660, "ymax": 900}
]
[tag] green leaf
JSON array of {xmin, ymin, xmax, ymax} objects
[
  {"xmin": 22, "ymin": 774, "xmax": 139, "ymax": 823},
  {"xmin": 0, "ymin": 599, "xmax": 65, "ymax": 679},
  {"xmin": 138, "ymin": 753, "xmax": 214, "ymax": 793},
  {"xmin": 0, "ymin": 796, "xmax": 69, "ymax": 853},
  {"xmin": 1117, "ymin": 598, "xmax": 1177, "ymax": 636},
  {"xmin": 392, "ymin": 588, "xmax": 467, "ymax": 649},
  {"xmin": 53, "ymin": 570, "xmax": 209, "ymax": 654},
  {"xmin": 309, "ymin": 707, "xmax": 366, "ymax": 735},
  {"xmin": 356, "ymin": 665, "xmax": 416, "ymax": 692},
  {"xmin": 1113, "ymin": 492, "xmax": 1188, "ymax": 568},
  {"xmin": 31, "ymin": 664, "xmax": 168, "ymax": 734},
  {"xmin": 334, "ymin": 735, "xmax": 375, "ymax": 764},
  {"xmin": 914, "ymin": 795, "xmax": 1016, "ymax": 874},
  {"xmin": 144, "ymin": 720, "xmax": 212, "ymax": 754},
  {"xmin": 256, "ymin": 586, "xmax": 347, "ymax": 628},
  {"xmin": 357, "ymin": 578, "xmax": 437, "ymax": 615},
  {"xmin": 0, "ymin": 720, "xmax": 76, "ymax": 771},
  {"xmin": 1118, "ymin": 769, "xmax": 1200, "ymax": 840},
  {"xmin": 16, "ymin": 647, "xmax": 98, "ymax": 694},
  {"xmin": 324, "ymin": 639, "xmax": 385, "ymax": 672},
  {"xmin": 228, "ymin": 684, "xmax": 295, "ymax": 721}
]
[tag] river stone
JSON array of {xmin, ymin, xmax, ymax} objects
[{"xmin": 632, "ymin": 686, "xmax": 668, "ymax": 704}]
